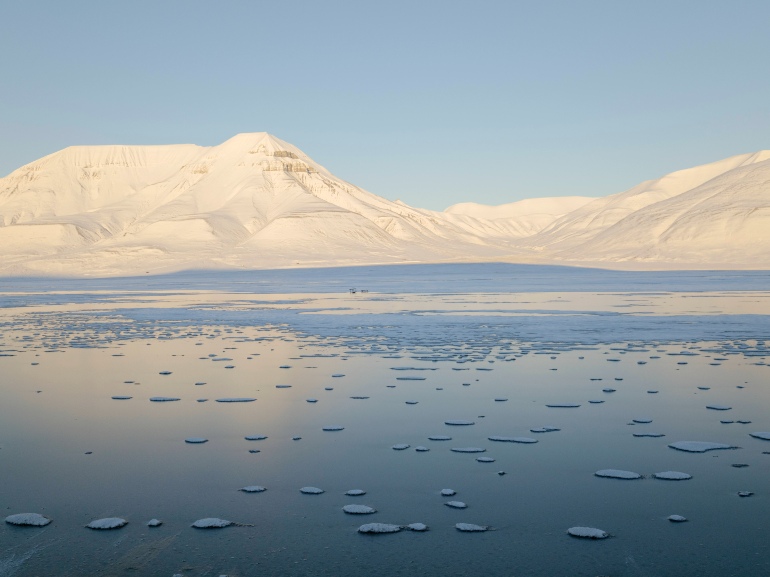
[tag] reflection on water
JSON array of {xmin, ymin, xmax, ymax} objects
[{"xmin": 1, "ymin": 267, "xmax": 769, "ymax": 576}]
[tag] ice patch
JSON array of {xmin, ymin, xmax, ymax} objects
[
  {"xmin": 343, "ymin": 504, "xmax": 376, "ymax": 514},
  {"xmin": 322, "ymin": 426, "xmax": 344, "ymax": 431},
  {"xmin": 428, "ymin": 435, "xmax": 452, "ymax": 441},
  {"xmin": 632, "ymin": 418, "xmax": 653, "ymax": 424},
  {"xmin": 567, "ymin": 526, "xmax": 608, "ymax": 539},
  {"xmin": 345, "ymin": 489, "xmax": 366, "ymax": 496},
  {"xmin": 451, "ymin": 447, "xmax": 485, "ymax": 453},
  {"xmin": 191, "ymin": 518, "xmax": 232, "ymax": 528},
  {"xmin": 406, "ymin": 523, "xmax": 428, "ymax": 531},
  {"xmin": 415, "ymin": 446, "xmax": 429, "ymax": 452},
  {"xmin": 476, "ymin": 457, "xmax": 495, "ymax": 462},
  {"xmin": 530, "ymin": 426, "xmax": 561, "ymax": 433},
  {"xmin": 358, "ymin": 523, "xmax": 401, "ymax": 534},
  {"xmin": 455, "ymin": 523, "xmax": 488, "ymax": 532},
  {"xmin": 633, "ymin": 433, "xmax": 665, "ymax": 438},
  {"xmin": 706, "ymin": 405, "xmax": 732, "ymax": 411},
  {"xmin": 445, "ymin": 501, "xmax": 467, "ymax": 509},
  {"xmin": 300, "ymin": 487, "xmax": 324, "ymax": 494},
  {"xmin": 87, "ymin": 517, "xmax": 127, "ymax": 530},
  {"xmin": 185, "ymin": 437, "xmax": 208, "ymax": 444},
  {"xmin": 653, "ymin": 471, "xmax": 692, "ymax": 480},
  {"xmin": 445, "ymin": 420, "xmax": 474, "ymax": 426},
  {"xmin": 488, "ymin": 436, "xmax": 537, "ymax": 444},
  {"xmin": 392, "ymin": 444, "xmax": 410, "ymax": 450},
  {"xmin": 546, "ymin": 403, "xmax": 581, "ymax": 408},
  {"xmin": 147, "ymin": 519, "xmax": 162, "ymax": 527},
  {"xmin": 595, "ymin": 469, "xmax": 642, "ymax": 480},
  {"xmin": 150, "ymin": 397, "xmax": 180, "ymax": 402},
  {"xmin": 668, "ymin": 441, "xmax": 736, "ymax": 453},
  {"xmin": 245, "ymin": 435, "xmax": 267, "ymax": 441},
  {"xmin": 5, "ymin": 513, "xmax": 51, "ymax": 527},
  {"xmin": 440, "ymin": 489, "xmax": 456, "ymax": 496},
  {"xmin": 240, "ymin": 486, "xmax": 266, "ymax": 493},
  {"xmin": 306, "ymin": 398, "xmax": 318, "ymax": 403},
  {"xmin": 111, "ymin": 396, "xmax": 132, "ymax": 400},
  {"xmin": 668, "ymin": 515, "xmax": 688, "ymax": 523},
  {"xmin": 215, "ymin": 398, "xmax": 256, "ymax": 402}
]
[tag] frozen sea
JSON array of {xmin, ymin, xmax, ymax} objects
[{"xmin": 1, "ymin": 264, "xmax": 769, "ymax": 576}]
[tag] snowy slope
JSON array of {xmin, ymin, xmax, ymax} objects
[{"xmin": 0, "ymin": 133, "xmax": 768, "ymax": 275}]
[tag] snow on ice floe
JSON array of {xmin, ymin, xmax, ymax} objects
[
  {"xmin": 451, "ymin": 447, "xmax": 486, "ymax": 453},
  {"xmin": 345, "ymin": 489, "xmax": 366, "ymax": 496},
  {"xmin": 488, "ymin": 436, "xmax": 537, "ymax": 444},
  {"xmin": 406, "ymin": 523, "xmax": 428, "ymax": 531},
  {"xmin": 668, "ymin": 515, "xmax": 688, "ymax": 523},
  {"xmin": 633, "ymin": 433, "xmax": 665, "ymax": 438},
  {"xmin": 749, "ymin": 432, "xmax": 770, "ymax": 440},
  {"xmin": 445, "ymin": 501, "xmax": 467, "ymax": 509},
  {"xmin": 215, "ymin": 398, "xmax": 256, "ymax": 403},
  {"xmin": 245, "ymin": 435, "xmax": 267, "ymax": 441},
  {"xmin": 530, "ymin": 426, "xmax": 561, "ymax": 433},
  {"xmin": 392, "ymin": 444, "xmax": 410, "ymax": 450},
  {"xmin": 192, "ymin": 518, "xmax": 233, "ymax": 528},
  {"xmin": 5, "ymin": 513, "xmax": 51, "ymax": 527},
  {"xmin": 147, "ymin": 519, "xmax": 162, "ymax": 527},
  {"xmin": 111, "ymin": 396, "xmax": 132, "ymax": 400},
  {"xmin": 706, "ymin": 405, "xmax": 732, "ymax": 411},
  {"xmin": 358, "ymin": 523, "xmax": 401, "ymax": 534},
  {"xmin": 322, "ymin": 426, "xmax": 344, "ymax": 431},
  {"xmin": 455, "ymin": 523, "xmax": 488, "ymax": 532},
  {"xmin": 343, "ymin": 504, "xmax": 376, "ymax": 514},
  {"xmin": 445, "ymin": 420, "xmax": 475, "ymax": 426},
  {"xmin": 595, "ymin": 469, "xmax": 642, "ymax": 480},
  {"xmin": 240, "ymin": 486, "xmax": 266, "ymax": 493},
  {"xmin": 546, "ymin": 403, "xmax": 581, "ymax": 408},
  {"xmin": 87, "ymin": 517, "xmax": 128, "ymax": 530},
  {"xmin": 567, "ymin": 526, "xmax": 609, "ymax": 539},
  {"xmin": 150, "ymin": 397, "xmax": 180, "ymax": 402},
  {"xmin": 185, "ymin": 437, "xmax": 208, "ymax": 444},
  {"xmin": 300, "ymin": 487, "xmax": 324, "ymax": 494},
  {"xmin": 441, "ymin": 489, "xmax": 456, "ymax": 496},
  {"xmin": 428, "ymin": 435, "xmax": 452, "ymax": 441},
  {"xmin": 653, "ymin": 471, "xmax": 692, "ymax": 481},
  {"xmin": 668, "ymin": 441, "xmax": 736, "ymax": 453}
]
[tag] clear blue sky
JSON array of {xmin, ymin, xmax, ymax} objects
[{"xmin": 2, "ymin": 0, "xmax": 768, "ymax": 210}]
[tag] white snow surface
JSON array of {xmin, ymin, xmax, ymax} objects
[
  {"xmin": 86, "ymin": 517, "xmax": 128, "ymax": 530},
  {"xmin": 3, "ymin": 133, "xmax": 767, "ymax": 275},
  {"xmin": 5, "ymin": 513, "xmax": 51, "ymax": 527}
]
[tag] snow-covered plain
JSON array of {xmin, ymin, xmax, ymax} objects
[
  {"xmin": 1, "ymin": 133, "xmax": 768, "ymax": 275},
  {"xmin": 0, "ymin": 264, "xmax": 768, "ymax": 576}
]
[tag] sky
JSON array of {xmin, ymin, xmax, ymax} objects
[{"xmin": 1, "ymin": 0, "xmax": 769, "ymax": 211}]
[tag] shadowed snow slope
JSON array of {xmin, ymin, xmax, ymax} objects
[{"xmin": 0, "ymin": 133, "xmax": 768, "ymax": 275}]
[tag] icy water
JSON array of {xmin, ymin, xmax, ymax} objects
[{"xmin": 1, "ymin": 264, "xmax": 769, "ymax": 577}]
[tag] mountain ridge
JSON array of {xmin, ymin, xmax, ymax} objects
[{"xmin": 0, "ymin": 133, "xmax": 768, "ymax": 275}]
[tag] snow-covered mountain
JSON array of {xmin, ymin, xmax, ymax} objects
[{"xmin": 0, "ymin": 133, "xmax": 768, "ymax": 275}]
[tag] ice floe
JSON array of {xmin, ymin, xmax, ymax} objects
[
  {"xmin": 668, "ymin": 441, "xmax": 736, "ymax": 453},
  {"xmin": 392, "ymin": 444, "xmax": 410, "ymax": 450},
  {"xmin": 343, "ymin": 504, "xmax": 376, "ymax": 514},
  {"xmin": 185, "ymin": 437, "xmax": 208, "ymax": 444},
  {"xmin": 488, "ymin": 436, "xmax": 537, "ymax": 443},
  {"xmin": 192, "ymin": 518, "xmax": 233, "ymax": 528},
  {"xmin": 440, "ymin": 489, "xmax": 456, "ymax": 496},
  {"xmin": 595, "ymin": 469, "xmax": 642, "ymax": 480},
  {"xmin": 632, "ymin": 418, "xmax": 653, "ymax": 424},
  {"xmin": 546, "ymin": 403, "xmax": 581, "ymax": 408},
  {"xmin": 476, "ymin": 457, "xmax": 495, "ymax": 462},
  {"xmin": 415, "ymin": 446, "xmax": 429, "ymax": 452},
  {"xmin": 749, "ymin": 432, "xmax": 770, "ymax": 440},
  {"xmin": 445, "ymin": 501, "xmax": 467, "ymax": 509},
  {"xmin": 428, "ymin": 435, "xmax": 452, "ymax": 441},
  {"xmin": 737, "ymin": 491, "xmax": 754, "ymax": 497},
  {"xmin": 455, "ymin": 523, "xmax": 488, "ymax": 532},
  {"xmin": 245, "ymin": 435, "xmax": 267, "ymax": 441},
  {"xmin": 445, "ymin": 420, "xmax": 475, "ymax": 426},
  {"xmin": 240, "ymin": 486, "xmax": 266, "ymax": 493},
  {"xmin": 406, "ymin": 523, "xmax": 428, "ymax": 531},
  {"xmin": 150, "ymin": 397, "xmax": 180, "ymax": 402},
  {"xmin": 322, "ymin": 426, "xmax": 344, "ymax": 431},
  {"xmin": 87, "ymin": 517, "xmax": 128, "ymax": 530},
  {"xmin": 530, "ymin": 426, "xmax": 561, "ymax": 433},
  {"xmin": 147, "ymin": 519, "xmax": 162, "ymax": 527},
  {"xmin": 111, "ymin": 396, "xmax": 132, "ymax": 400},
  {"xmin": 706, "ymin": 405, "xmax": 732, "ymax": 410},
  {"xmin": 215, "ymin": 398, "xmax": 256, "ymax": 402},
  {"xmin": 451, "ymin": 447, "xmax": 486, "ymax": 453},
  {"xmin": 306, "ymin": 398, "xmax": 318, "ymax": 403},
  {"xmin": 300, "ymin": 487, "xmax": 324, "ymax": 494},
  {"xmin": 567, "ymin": 526, "xmax": 609, "ymax": 539},
  {"xmin": 653, "ymin": 471, "xmax": 692, "ymax": 480},
  {"xmin": 668, "ymin": 515, "xmax": 688, "ymax": 523},
  {"xmin": 5, "ymin": 513, "xmax": 51, "ymax": 527},
  {"xmin": 633, "ymin": 433, "xmax": 665, "ymax": 438},
  {"xmin": 345, "ymin": 489, "xmax": 366, "ymax": 496},
  {"xmin": 358, "ymin": 523, "xmax": 401, "ymax": 534}
]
